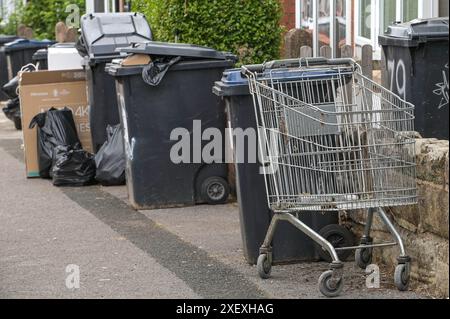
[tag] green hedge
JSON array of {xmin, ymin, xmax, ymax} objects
[
  {"xmin": 0, "ymin": 0, "xmax": 85, "ymax": 40},
  {"xmin": 132, "ymin": 0, "xmax": 283, "ymax": 64}
]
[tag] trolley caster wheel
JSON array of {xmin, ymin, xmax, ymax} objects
[
  {"xmin": 318, "ymin": 270, "xmax": 344, "ymax": 298},
  {"xmin": 257, "ymin": 254, "xmax": 272, "ymax": 279},
  {"xmin": 355, "ymin": 245, "xmax": 373, "ymax": 269},
  {"xmin": 394, "ymin": 263, "xmax": 410, "ymax": 291},
  {"xmin": 316, "ymin": 224, "xmax": 355, "ymax": 262},
  {"xmin": 201, "ymin": 176, "xmax": 230, "ymax": 205}
]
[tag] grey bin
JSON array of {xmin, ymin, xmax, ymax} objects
[
  {"xmin": 107, "ymin": 42, "xmax": 236, "ymax": 210},
  {"xmin": 212, "ymin": 69, "xmax": 340, "ymax": 264},
  {"xmin": 79, "ymin": 12, "xmax": 153, "ymax": 152},
  {"xmin": 379, "ymin": 17, "xmax": 449, "ymax": 140}
]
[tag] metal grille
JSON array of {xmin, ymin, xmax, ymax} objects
[{"xmin": 247, "ymin": 63, "xmax": 417, "ymax": 212}]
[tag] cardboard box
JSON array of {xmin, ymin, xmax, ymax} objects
[{"xmin": 19, "ymin": 70, "xmax": 93, "ymax": 178}]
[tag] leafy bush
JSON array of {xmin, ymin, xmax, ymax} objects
[
  {"xmin": 22, "ymin": 0, "xmax": 85, "ymax": 39},
  {"xmin": 0, "ymin": 0, "xmax": 85, "ymax": 39},
  {"xmin": 132, "ymin": 0, "xmax": 283, "ymax": 64},
  {"xmin": 0, "ymin": 0, "xmax": 23, "ymax": 35}
]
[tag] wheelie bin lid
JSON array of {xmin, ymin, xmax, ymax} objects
[
  {"xmin": 50, "ymin": 42, "xmax": 76, "ymax": 49},
  {"xmin": 379, "ymin": 17, "xmax": 449, "ymax": 47},
  {"xmin": 107, "ymin": 58, "xmax": 236, "ymax": 77},
  {"xmin": 213, "ymin": 69, "xmax": 250, "ymax": 96},
  {"xmin": 80, "ymin": 12, "xmax": 152, "ymax": 61},
  {"xmin": 118, "ymin": 41, "xmax": 235, "ymax": 61},
  {"xmin": 3, "ymin": 38, "xmax": 55, "ymax": 53},
  {"xmin": 0, "ymin": 35, "xmax": 19, "ymax": 46},
  {"xmin": 213, "ymin": 61, "xmax": 354, "ymax": 97}
]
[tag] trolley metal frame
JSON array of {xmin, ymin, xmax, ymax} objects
[{"xmin": 242, "ymin": 58, "xmax": 417, "ymax": 297}]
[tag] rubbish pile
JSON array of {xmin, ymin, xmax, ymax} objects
[{"xmin": 27, "ymin": 108, "xmax": 126, "ymax": 187}]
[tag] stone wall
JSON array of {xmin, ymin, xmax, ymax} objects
[{"xmin": 344, "ymin": 139, "xmax": 449, "ymax": 298}]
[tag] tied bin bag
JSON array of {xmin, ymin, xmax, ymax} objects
[
  {"xmin": 52, "ymin": 144, "xmax": 96, "ymax": 187},
  {"xmin": 29, "ymin": 108, "xmax": 80, "ymax": 178},
  {"xmin": 94, "ymin": 124, "xmax": 126, "ymax": 186},
  {"xmin": 29, "ymin": 108, "xmax": 96, "ymax": 186}
]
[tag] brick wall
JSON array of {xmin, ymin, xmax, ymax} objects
[{"xmin": 280, "ymin": 0, "xmax": 296, "ymax": 30}]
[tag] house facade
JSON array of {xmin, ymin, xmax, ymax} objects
[
  {"xmin": 281, "ymin": 0, "xmax": 449, "ymax": 59},
  {"xmin": 3, "ymin": 0, "xmax": 447, "ymax": 60}
]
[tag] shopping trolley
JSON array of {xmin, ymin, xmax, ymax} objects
[{"xmin": 242, "ymin": 57, "xmax": 417, "ymax": 297}]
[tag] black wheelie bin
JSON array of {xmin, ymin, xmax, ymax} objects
[
  {"xmin": 3, "ymin": 38, "xmax": 54, "ymax": 80},
  {"xmin": 379, "ymin": 18, "xmax": 449, "ymax": 139},
  {"xmin": 1, "ymin": 35, "xmax": 19, "ymax": 101},
  {"xmin": 78, "ymin": 12, "xmax": 153, "ymax": 152},
  {"xmin": 107, "ymin": 42, "xmax": 236, "ymax": 210},
  {"xmin": 32, "ymin": 48, "xmax": 48, "ymax": 70},
  {"xmin": 212, "ymin": 61, "xmax": 354, "ymax": 264}
]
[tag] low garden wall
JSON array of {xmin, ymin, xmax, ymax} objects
[{"xmin": 343, "ymin": 138, "xmax": 449, "ymax": 298}]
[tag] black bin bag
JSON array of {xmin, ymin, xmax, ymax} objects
[
  {"xmin": 2, "ymin": 97, "xmax": 20, "ymax": 120},
  {"xmin": 2, "ymin": 97, "xmax": 21, "ymax": 130},
  {"xmin": 2, "ymin": 65, "xmax": 34, "ymax": 100},
  {"xmin": 29, "ymin": 108, "xmax": 81, "ymax": 178},
  {"xmin": 52, "ymin": 145, "xmax": 97, "ymax": 187},
  {"xmin": 94, "ymin": 124, "xmax": 126, "ymax": 186},
  {"xmin": 2, "ymin": 75, "xmax": 19, "ymax": 99}
]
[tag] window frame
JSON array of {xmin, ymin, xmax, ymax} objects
[{"xmin": 355, "ymin": 0, "xmax": 378, "ymax": 47}]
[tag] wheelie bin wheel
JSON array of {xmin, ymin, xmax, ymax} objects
[
  {"xmin": 201, "ymin": 176, "xmax": 230, "ymax": 205},
  {"xmin": 316, "ymin": 224, "xmax": 354, "ymax": 262}
]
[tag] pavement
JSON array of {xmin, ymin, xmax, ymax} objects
[{"xmin": 0, "ymin": 111, "xmax": 425, "ymax": 299}]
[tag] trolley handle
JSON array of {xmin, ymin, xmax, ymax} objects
[
  {"xmin": 241, "ymin": 64, "xmax": 264, "ymax": 75},
  {"xmin": 241, "ymin": 57, "xmax": 357, "ymax": 76},
  {"xmin": 266, "ymin": 57, "xmax": 356, "ymax": 69}
]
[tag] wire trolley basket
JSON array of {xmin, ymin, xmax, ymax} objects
[
  {"xmin": 246, "ymin": 58, "xmax": 417, "ymax": 212},
  {"xmin": 242, "ymin": 57, "xmax": 417, "ymax": 297}
]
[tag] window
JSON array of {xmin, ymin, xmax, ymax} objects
[
  {"xmin": 318, "ymin": 0, "xmax": 331, "ymax": 48},
  {"xmin": 297, "ymin": 0, "xmax": 350, "ymax": 57},
  {"xmin": 299, "ymin": 0, "xmax": 314, "ymax": 29},
  {"xmin": 403, "ymin": 0, "xmax": 419, "ymax": 21},
  {"xmin": 358, "ymin": 0, "xmax": 372, "ymax": 39},
  {"xmin": 382, "ymin": 0, "xmax": 397, "ymax": 34},
  {"xmin": 336, "ymin": 0, "xmax": 347, "ymax": 54}
]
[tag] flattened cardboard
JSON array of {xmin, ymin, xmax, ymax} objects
[
  {"xmin": 19, "ymin": 70, "xmax": 93, "ymax": 178},
  {"xmin": 120, "ymin": 54, "xmax": 151, "ymax": 66}
]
